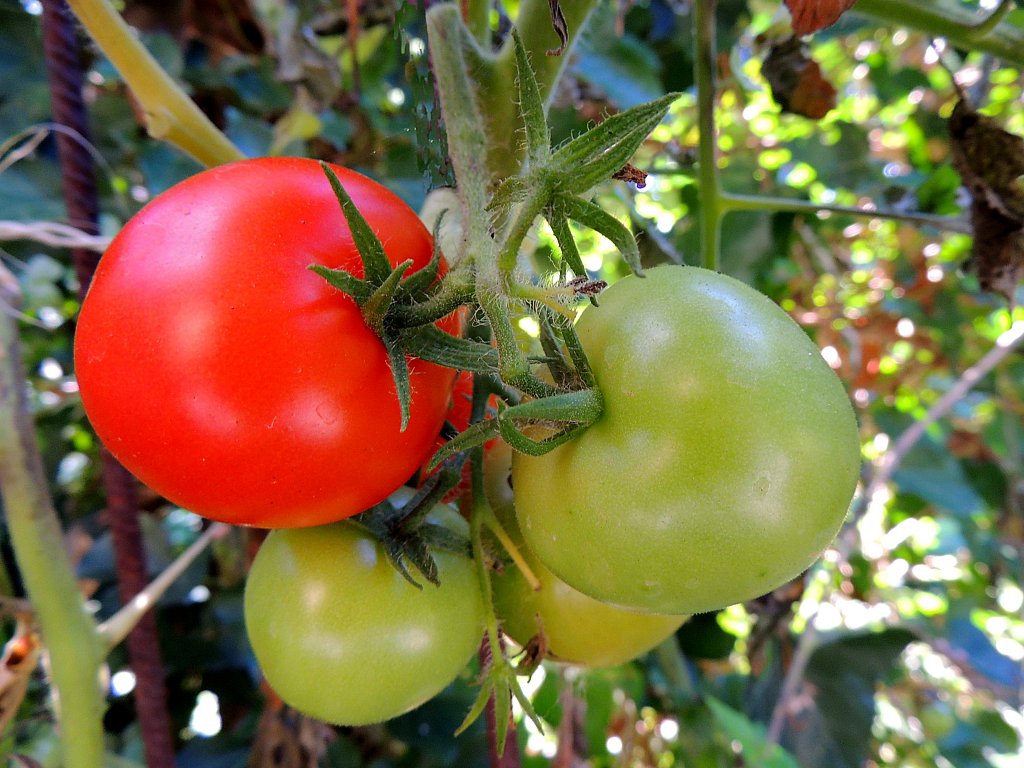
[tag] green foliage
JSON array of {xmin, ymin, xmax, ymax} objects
[{"xmin": 1, "ymin": 0, "xmax": 1023, "ymax": 766}]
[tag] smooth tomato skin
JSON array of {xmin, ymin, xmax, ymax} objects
[
  {"xmin": 485, "ymin": 442, "xmax": 687, "ymax": 668},
  {"xmin": 512, "ymin": 266, "xmax": 861, "ymax": 615},
  {"xmin": 75, "ymin": 158, "xmax": 459, "ymax": 527},
  {"xmin": 243, "ymin": 494, "xmax": 484, "ymax": 725}
]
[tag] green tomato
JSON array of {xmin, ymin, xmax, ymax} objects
[
  {"xmin": 244, "ymin": 493, "xmax": 484, "ymax": 725},
  {"xmin": 513, "ymin": 266, "xmax": 861, "ymax": 615},
  {"xmin": 486, "ymin": 442, "xmax": 687, "ymax": 668}
]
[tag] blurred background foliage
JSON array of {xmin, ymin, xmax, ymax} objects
[{"xmin": 0, "ymin": 0, "xmax": 1022, "ymax": 766}]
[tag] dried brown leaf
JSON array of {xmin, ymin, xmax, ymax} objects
[
  {"xmin": 784, "ymin": 0, "xmax": 858, "ymax": 36},
  {"xmin": 949, "ymin": 99, "xmax": 1024, "ymax": 299},
  {"xmin": 547, "ymin": 0, "xmax": 568, "ymax": 56},
  {"xmin": 0, "ymin": 620, "xmax": 40, "ymax": 738},
  {"xmin": 762, "ymin": 38, "xmax": 837, "ymax": 119}
]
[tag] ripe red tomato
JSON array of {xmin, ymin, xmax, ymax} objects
[
  {"xmin": 513, "ymin": 266, "xmax": 861, "ymax": 615},
  {"xmin": 75, "ymin": 158, "xmax": 460, "ymax": 527},
  {"xmin": 244, "ymin": 489, "xmax": 484, "ymax": 725}
]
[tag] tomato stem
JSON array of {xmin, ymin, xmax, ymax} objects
[
  {"xmin": 481, "ymin": 511, "xmax": 542, "ymax": 592},
  {"xmin": 65, "ymin": 0, "xmax": 244, "ymax": 166},
  {"xmin": 0, "ymin": 267, "xmax": 107, "ymax": 768}
]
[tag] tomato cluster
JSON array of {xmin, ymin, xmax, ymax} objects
[{"xmin": 75, "ymin": 160, "xmax": 860, "ymax": 727}]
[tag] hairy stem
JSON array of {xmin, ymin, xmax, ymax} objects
[
  {"xmin": 0, "ymin": 267, "xmax": 106, "ymax": 768},
  {"xmin": 854, "ymin": 0, "xmax": 1024, "ymax": 65}
]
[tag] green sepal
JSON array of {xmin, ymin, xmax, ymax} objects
[
  {"xmin": 549, "ymin": 92, "xmax": 679, "ymax": 193},
  {"xmin": 556, "ymin": 313, "xmax": 598, "ymax": 389},
  {"xmin": 487, "ymin": 176, "xmax": 531, "ymax": 215},
  {"xmin": 536, "ymin": 310, "xmax": 573, "ymax": 387},
  {"xmin": 402, "ymin": 325, "xmax": 501, "ymax": 374},
  {"xmin": 428, "ymin": 419, "xmax": 501, "ymax": 471},
  {"xmin": 455, "ymin": 677, "xmax": 496, "ymax": 739},
  {"xmin": 499, "ymin": 419, "xmax": 589, "ymax": 456},
  {"xmin": 382, "ymin": 328, "xmax": 412, "ymax": 431},
  {"xmin": 511, "ymin": 27, "xmax": 551, "ymax": 170},
  {"xmin": 399, "ymin": 213, "xmax": 446, "ymax": 299},
  {"xmin": 320, "ymin": 162, "xmax": 392, "ymax": 284},
  {"xmin": 546, "ymin": 205, "xmax": 588, "ymax": 277},
  {"xmin": 558, "ymin": 193, "xmax": 643, "ymax": 275},
  {"xmin": 308, "ymin": 264, "xmax": 371, "ymax": 304},
  {"xmin": 363, "ymin": 260, "xmax": 414, "ymax": 336}
]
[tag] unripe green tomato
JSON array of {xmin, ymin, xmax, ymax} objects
[
  {"xmin": 513, "ymin": 266, "xmax": 861, "ymax": 615},
  {"xmin": 485, "ymin": 442, "xmax": 687, "ymax": 667},
  {"xmin": 244, "ymin": 493, "xmax": 484, "ymax": 725}
]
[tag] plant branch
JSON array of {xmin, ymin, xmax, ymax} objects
[
  {"xmin": 694, "ymin": 0, "xmax": 721, "ymax": 271},
  {"xmin": 722, "ymin": 193, "xmax": 972, "ymax": 234},
  {"xmin": 0, "ymin": 220, "xmax": 112, "ymax": 251},
  {"xmin": 867, "ymin": 320, "xmax": 1024, "ymax": 501},
  {"xmin": 98, "ymin": 523, "xmax": 229, "ymax": 650},
  {"xmin": 971, "ymin": 0, "xmax": 1016, "ymax": 38},
  {"xmin": 766, "ymin": 320, "xmax": 1024, "ymax": 748},
  {"xmin": 854, "ymin": 0, "xmax": 1024, "ymax": 65},
  {"xmin": 0, "ymin": 265, "xmax": 106, "ymax": 768},
  {"xmin": 65, "ymin": 0, "xmax": 244, "ymax": 166}
]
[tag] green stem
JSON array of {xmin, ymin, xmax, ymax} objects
[
  {"xmin": 464, "ymin": 0, "xmax": 491, "ymax": 44},
  {"xmin": 0, "ymin": 269, "xmax": 106, "ymax": 768},
  {"xmin": 66, "ymin": 0, "xmax": 243, "ymax": 166},
  {"xmin": 99, "ymin": 523, "xmax": 228, "ymax": 651},
  {"xmin": 653, "ymin": 633, "xmax": 697, "ymax": 701},
  {"xmin": 481, "ymin": 511, "xmax": 542, "ymax": 592},
  {"xmin": 498, "ymin": 190, "xmax": 548, "ymax": 273},
  {"xmin": 695, "ymin": 0, "xmax": 722, "ymax": 271},
  {"xmin": 426, "ymin": 5, "xmax": 493, "ymax": 243},
  {"xmin": 854, "ymin": 0, "xmax": 1024, "ymax": 65},
  {"xmin": 722, "ymin": 193, "xmax": 971, "ymax": 233},
  {"xmin": 971, "ymin": 0, "xmax": 1016, "ymax": 38},
  {"xmin": 470, "ymin": 449, "xmax": 506, "ymax": 668}
]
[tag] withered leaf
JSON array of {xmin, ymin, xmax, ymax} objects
[
  {"xmin": 547, "ymin": 0, "xmax": 568, "ymax": 56},
  {"xmin": 949, "ymin": 99, "xmax": 1024, "ymax": 299},
  {"xmin": 0, "ymin": 621, "xmax": 40, "ymax": 739},
  {"xmin": 784, "ymin": 0, "xmax": 858, "ymax": 36},
  {"xmin": 762, "ymin": 38, "xmax": 837, "ymax": 120},
  {"xmin": 613, "ymin": 163, "xmax": 649, "ymax": 187}
]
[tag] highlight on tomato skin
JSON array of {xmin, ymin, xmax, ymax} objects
[
  {"xmin": 484, "ymin": 441, "xmax": 688, "ymax": 669},
  {"xmin": 511, "ymin": 265, "xmax": 863, "ymax": 616},
  {"xmin": 243, "ymin": 490, "xmax": 485, "ymax": 726},
  {"xmin": 73, "ymin": 157, "xmax": 460, "ymax": 529}
]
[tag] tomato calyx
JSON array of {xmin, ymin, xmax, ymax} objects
[
  {"xmin": 357, "ymin": 461, "xmax": 472, "ymax": 588},
  {"xmin": 310, "ymin": 163, "xmax": 476, "ymax": 431}
]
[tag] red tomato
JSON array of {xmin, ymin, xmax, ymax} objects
[{"xmin": 75, "ymin": 157, "xmax": 460, "ymax": 528}]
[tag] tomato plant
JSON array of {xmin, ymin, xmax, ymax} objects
[
  {"xmin": 243, "ymin": 490, "xmax": 484, "ymax": 725},
  {"xmin": 74, "ymin": 157, "xmax": 460, "ymax": 528},
  {"xmin": 485, "ymin": 442, "xmax": 687, "ymax": 668},
  {"xmin": 512, "ymin": 265, "xmax": 862, "ymax": 615}
]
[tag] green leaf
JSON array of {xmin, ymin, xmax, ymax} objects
[
  {"xmin": 511, "ymin": 28, "xmax": 551, "ymax": 170},
  {"xmin": 707, "ymin": 697, "xmax": 801, "ymax": 768},
  {"xmin": 558, "ymin": 194, "xmax": 643, "ymax": 274},
  {"xmin": 320, "ymin": 162, "xmax": 392, "ymax": 285},
  {"xmin": 550, "ymin": 92, "xmax": 678, "ymax": 193},
  {"xmin": 801, "ymin": 628, "xmax": 918, "ymax": 768}
]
